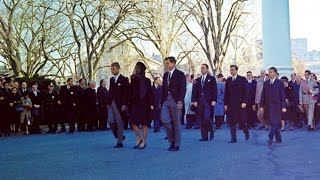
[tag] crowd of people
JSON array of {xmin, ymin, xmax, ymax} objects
[{"xmin": 1, "ymin": 56, "xmax": 320, "ymax": 150}]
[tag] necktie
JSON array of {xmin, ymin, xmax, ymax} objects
[
  {"xmin": 270, "ymin": 80, "xmax": 274, "ymax": 85},
  {"xmin": 201, "ymin": 76, "xmax": 205, "ymax": 88},
  {"xmin": 232, "ymin": 76, "xmax": 235, "ymax": 81},
  {"xmin": 168, "ymin": 72, "xmax": 172, "ymax": 85}
]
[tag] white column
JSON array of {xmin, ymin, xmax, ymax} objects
[{"xmin": 262, "ymin": 0, "xmax": 292, "ymax": 76}]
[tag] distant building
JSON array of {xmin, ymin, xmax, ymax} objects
[
  {"xmin": 152, "ymin": 53, "xmax": 162, "ymax": 63},
  {"xmin": 305, "ymin": 50, "xmax": 320, "ymax": 61},
  {"xmin": 291, "ymin": 38, "xmax": 308, "ymax": 59},
  {"xmin": 256, "ymin": 38, "xmax": 320, "ymax": 75}
]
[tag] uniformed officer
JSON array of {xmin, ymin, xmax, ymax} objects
[{"xmin": 44, "ymin": 83, "xmax": 59, "ymax": 133}]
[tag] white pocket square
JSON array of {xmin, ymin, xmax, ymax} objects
[
  {"xmin": 208, "ymin": 79, "xmax": 211, "ymax": 82},
  {"xmin": 118, "ymin": 83, "xmax": 121, "ymax": 86}
]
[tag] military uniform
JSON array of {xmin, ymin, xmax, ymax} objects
[{"xmin": 44, "ymin": 90, "xmax": 59, "ymax": 132}]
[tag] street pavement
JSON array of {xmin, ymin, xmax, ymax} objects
[{"xmin": 1, "ymin": 126, "xmax": 320, "ymax": 180}]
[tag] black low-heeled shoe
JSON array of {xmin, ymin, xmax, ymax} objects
[
  {"xmin": 138, "ymin": 143, "xmax": 146, "ymax": 149},
  {"xmin": 133, "ymin": 140, "xmax": 143, "ymax": 149}
]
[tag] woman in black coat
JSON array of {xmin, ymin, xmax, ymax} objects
[
  {"xmin": 130, "ymin": 62, "xmax": 152, "ymax": 149},
  {"xmin": 9, "ymin": 87, "xmax": 22, "ymax": 133}
]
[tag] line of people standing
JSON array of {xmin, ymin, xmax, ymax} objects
[{"xmin": 2, "ymin": 57, "xmax": 320, "ymax": 149}]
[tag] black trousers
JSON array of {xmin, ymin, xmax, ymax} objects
[
  {"xmin": 196, "ymin": 96, "xmax": 214, "ymax": 139},
  {"xmin": 87, "ymin": 108, "xmax": 98, "ymax": 131},
  {"xmin": 186, "ymin": 114, "xmax": 195, "ymax": 128},
  {"xmin": 246, "ymin": 105, "xmax": 257, "ymax": 127},
  {"xmin": 98, "ymin": 107, "xmax": 108, "ymax": 130},
  {"xmin": 46, "ymin": 111, "xmax": 57, "ymax": 131},
  {"xmin": 0, "ymin": 109, "xmax": 10, "ymax": 134},
  {"xmin": 269, "ymin": 122, "xmax": 282, "ymax": 142},
  {"xmin": 64, "ymin": 107, "xmax": 76, "ymax": 132},
  {"xmin": 215, "ymin": 116, "xmax": 224, "ymax": 128},
  {"xmin": 77, "ymin": 107, "xmax": 86, "ymax": 131},
  {"xmin": 228, "ymin": 118, "xmax": 249, "ymax": 141},
  {"xmin": 56, "ymin": 107, "xmax": 66, "ymax": 130}
]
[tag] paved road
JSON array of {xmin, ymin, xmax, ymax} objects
[{"xmin": 1, "ymin": 127, "xmax": 320, "ymax": 180}]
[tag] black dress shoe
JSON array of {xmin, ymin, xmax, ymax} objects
[
  {"xmin": 138, "ymin": 143, "xmax": 147, "ymax": 149},
  {"xmin": 258, "ymin": 126, "xmax": 265, "ymax": 130},
  {"xmin": 168, "ymin": 142, "xmax": 174, "ymax": 151},
  {"xmin": 169, "ymin": 146, "xmax": 179, "ymax": 151},
  {"xmin": 114, "ymin": 143, "xmax": 123, "ymax": 148},
  {"xmin": 67, "ymin": 131, "xmax": 74, "ymax": 134},
  {"xmin": 307, "ymin": 126, "xmax": 315, "ymax": 131},
  {"xmin": 281, "ymin": 128, "xmax": 285, "ymax": 132},
  {"xmin": 199, "ymin": 138, "xmax": 209, "ymax": 141},
  {"xmin": 210, "ymin": 134, "xmax": 214, "ymax": 140},
  {"xmin": 133, "ymin": 140, "xmax": 143, "ymax": 149},
  {"xmin": 245, "ymin": 133, "xmax": 250, "ymax": 140},
  {"xmin": 228, "ymin": 139, "xmax": 237, "ymax": 143}
]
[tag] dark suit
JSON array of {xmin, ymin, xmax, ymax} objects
[
  {"xmin": 59, "ymin": 85, "xmax": 78, "ymax": 133},
  {"xmin": 245, "ymin": 80, "xmax": 257, "ymax": 128},
  {"xmin": 151, "ymin": 85, "xmax": 162, "ymax": 130},
  {"xmin": 84, "ymin": 87, "xmax": 98, "ymax": 131},
  {"xmin": 260, "ymin": 79, "xmax": 286, "ymax": 141},
  {"xmin": 97, "ymin": 86, "xmax": 109, "ymax": 130},
  {"xmin": 76, "ymin": 85, "xmax": 86, "ymax": 131},
  {"xmin": 224, "ymin": 75, "xmax": 249, "ymax": 141},
  {"xmin": 44, "ymin": 90, "xmax": 59, "ymax": 132},
  {"xmin": 192, "ymin": 75, "xmax": 217, "ymax": 140},
  {"xmin": 161, "ymin": 69, "xmax": 186, "ymax": 148},
  {"xmin": 161, "ymin": 69, "xmax": 186, "ymax": 105},
  {"xmin": 19, "ymin": 88, "xmax": 30, "ymax": 96},
  {"xmin": 0, "ymin": 88, "xmax": 9, "ymax": 134},
  {"xmin": 108, "ymin": 74, "xmax": 129, "ymax": 144},
  {"xmin": 29, "ymin": 90, "xmax": 43, "ymax": 133}
]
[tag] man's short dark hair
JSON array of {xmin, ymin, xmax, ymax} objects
[
  {"xmin": 230, "ymin": 65, "xmax": 238, "ymax": 71},
  {"xmin": 269, "ymin": 67, "xmax": 278, "ymax": 73},
  {"xmin": 67, "ymin": 78, "xmax": 73, "ymax": 82},
  {"xmin": 164, "ymin": 56, "xmax": 176, "ymax": 64},
  {"xmin": 202, "ymin": 64, "xmax": 209, "ymax": 69},
  {"xmin": 154, "ymin": 77, "xmax": 160, "ymax": 81},
  {"xmin": 247, "ymin": 71, "xmax": 252, "ymax": 74},
  {"xmin": 217, "ymin": 74, "xmax": 224, "ymax": 78},
  {"xmin": 111, "ymin": 62, "xmax": 121, "ymax": 69},
  {"xmin": 305, "ymin": 70, "xmax": 311, "ymax": 75},
  {"xmin": 79, "ymin": 78, "xmax": 86, "ymax": 84}
]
